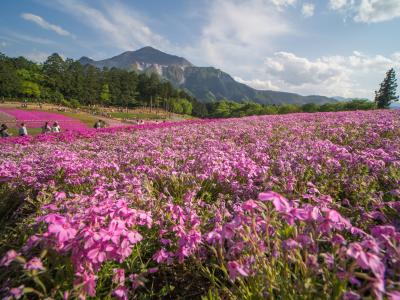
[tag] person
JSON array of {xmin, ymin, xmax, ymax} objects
[
  {"xmin": 0, "ymin": 124, "xmax": 10, "ymax": 138},
  {"xmin": 52, "ymin": 121, "xmax": 61, "ymax": 133},
  {"xmin": 19, "ymin": 123, "xmax": 28, "ymax": 136},
  {"xmin": 94, "ymin": 120, "xmax": 102, "ymax": 129},
  {"xmin": 42, "ymin": 122, "xmax": 51, "ymax": 134}
]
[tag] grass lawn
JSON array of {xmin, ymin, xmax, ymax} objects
[
  {"xmin": 8, "ymin": 127, "xmax": 43, "ymax": 137},
  {"xmin": 110, "ymin": 112, "xmax": 165, "ymax": 120},
  {"xmin": 57, "ymin": 112, "xmax": 97, "ymax": 127}
]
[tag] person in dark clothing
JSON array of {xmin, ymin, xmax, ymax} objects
[
  {"xmin": 0, "ymin": 124, "xmax": 10, "ymax": 137},
  {"xmin": 94, "ymin": 120, "xmax": 102, "ymax": 129}
]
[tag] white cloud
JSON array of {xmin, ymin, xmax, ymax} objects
[
  {"xmin": 234, "ymin": 76, "xmax": 281, "ymax": 90},
  {"xmin": 329, "ymin": 0, "xmax": 348, "ymax": 10},
  {"xmin": 183, "ymin": 0, "xmax": 294, "ymax": 74},
  {"xmin": 271, "ymin": 0, "xmax": 297, "ymax": 9},
  {"xmin": 354, "ymin": 0, "xmax": 400, "ymax": 23},
  {"xmin": 329, "ymin": 0, "xmax": 400, "ymax": 23},
  {"xmin": 0, "ymin": 41, "xmax": 7, "ymax": 48},
  {"xmin": 53, "ymin": 0, "xmax": 170, "ymax": 51},
  {"xmin": 25, "ymin": 51, "xmax": 51, "ymax": 62},
  {"xmin": 242, "ymin": 51, "xmax": 400, "ymax": 98},
  {"xmin": 21, "ymin": 13, "xmax": 74, "ymax": 37},
  {"xmin": 301, "ymin": 3, "xmax": 315, "ymax": 17}
]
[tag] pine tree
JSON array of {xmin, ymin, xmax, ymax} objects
[{"xmin": 374, "ymin": 68, "xmax": 399, "ymax": 108}]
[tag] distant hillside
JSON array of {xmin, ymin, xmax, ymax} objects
[{"xmin": 79, "ymin": 46, "xmax": 336, "ymax": 105}]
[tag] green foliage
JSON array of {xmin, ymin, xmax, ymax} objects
[
  {"xmin": 0, "ymin": 52, "xmax": 198, "ymax": 116},
  {"xmin": 0, "ymin": 52, "xmax": 379, "ymax": 118},
  {"xmin": 100, "ymin": 84, "xmax": 110, "ymax": 105},
  {"xmin": 374, "ymin": 68, "xmax": 399, "ymax": 108},
  {"xmin": 20, "ymin": 80, "xmax": 41, "ymax": 98},
  {"xmin": 205, "ymin": 99, "xmax": 377, "ymax": 118}
]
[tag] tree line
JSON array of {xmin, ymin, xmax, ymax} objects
[
  {"xmin": 205, "ymin": 98, "xmax": 377, "ymax": 118},
  {"xmin": 1, "ymin": 52, "xmax": 398, "ymax": 118},
  {"xmin": 0, "ymin": 52, "xmax": 207, "ymax": 116}
]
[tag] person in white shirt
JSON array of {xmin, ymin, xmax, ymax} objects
[
  {"xmin": 19, "ymin": 123, "xmax": 28, "ymax": 136},
  {"xmin": 52, "ymin": 121, "xmax": 61, "ymax": 133}
]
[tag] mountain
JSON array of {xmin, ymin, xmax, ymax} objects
[{"xmin": 78, "ymin": 46, "xmax": 336, "ymax": 105}]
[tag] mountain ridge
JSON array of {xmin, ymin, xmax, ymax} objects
[{"xmin": 78, "ymin": 46, "xmax": 336, "ymax": 105}]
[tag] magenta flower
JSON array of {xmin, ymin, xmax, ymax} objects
[
  {"xmin": 227, "ymin": 261, "xmax": 249, "ymax": 281},
  {"xmin": 343, "ymin": 291, "xmax": 361, "ymax": 300},
  {"xmin": 258, "ymin": 191, "xmax": 291, "ymax": 213},
  {"xmin": 47, "ymin": 221, "xmax": 77, "ymax": 243},
  {"xmin": 112, "ymin": 286, "xmax": 128, "ymax": 300},
  {"xmin": 24, "ymin": 257, "xmax": 45, "ymax": 271},
  {"xmin": 153, "ymin": 248, "xmax": 172, "ymax": 264},
  {"xmin": 9, "ymin": 285, "xmax": 24, "ymax": 299},
  {"xmin": 0, "ymin": 250, "xmax": 19, "ymax": 266},
  {"xmin": 113, "ymin": 268, "xmax": 125, "ymax": 285}
]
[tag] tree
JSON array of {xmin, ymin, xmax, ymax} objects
[
  {"xmin": 180, "ymin": 99, "xmax": 193, "ymax": 115},
  {"xmin": 43, "ymin": 53, "xmax": 66, "ymax": 92},
  {"xmin": 374, "ymin": 68, "xmax": 399, "ymax": 108},
  {"xmin": 20, "ymin": 80, "xmax": 40, "ymax": 98},
  {"xmin": 0, "ymin": 53, "xmax": 20, "ymax": 97},
  {"xmin": 100, "ymin": 84, "xmax": 111, "ymax": 105}
]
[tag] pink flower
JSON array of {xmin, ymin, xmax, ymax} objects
[
  {"xmin": 48, "ymin": 222, "xmax": 77, "ymax": 243},
  {"xmin": 388, "ymin": 291, "xmax": 400, "ymax": 300},
  {"xmin": 347, "ymin": 243, "xmax": 385, "ymax": 279},
  {"xmin": 282, "ymin": 239, "xmax": 300, "ymax": 250},
  {"xmin": 227, "ymin": 261, "xmax": 249, "ymax": 281},
  {"xmin": 343, "ymin": 291, "xmax": 361, "ymax": 300},
  {"xmin": 242, "ymin": 200, "xmax": 258, "ymax": 211},
  {"xmin": 0, "ymin": 249, "xmax": 19, "ymax": 266},
  {"xmin": 113, "ymin": 268, "xmax": 125, "ymax": 285},
  {"xmin": 9, "ymin": 285, "xmax": 24, "ymax": 299},
  {"xmin": 127, "ymin": 231, "xmax": 143, "ymax": 244},
  {"xmin": 24, "ymin": 257, "xmax": 45, "ymax": 271},
  {"xmin": 112, "ymin": 287, "xmax": 128, "ymax": 300},
  {"xmin": 87, "ymin": 247, "xmax": 107, "ymax": 264},
  {"xmin": 148, "ymin": 267, "xmax": 159, "ymax": 274},
  {"xmin": 75, "ymin": 272, "xmax": 97, "ymax": 297},
  {"xmin": 153, "ymin": 248, "xmax": 171, "ymax": 263},
  {"xmin": 258, "ymin": 191, "xmax": 290, "ymax": 213}
]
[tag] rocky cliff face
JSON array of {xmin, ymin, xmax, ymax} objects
[{"xmin": 79, "ymin": 46, "xmax": 336, "ymax": 104}]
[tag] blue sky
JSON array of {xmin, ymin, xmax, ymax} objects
[{"xmin": 1, "ymin": 0, "xmax": 400, "ymax": 99}]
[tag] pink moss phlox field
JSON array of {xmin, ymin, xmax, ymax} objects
[
  {"xmin": 0, "ymin": 108, "xmax": 88, "ymax": 131},
  {"xmin": 0, "ymin": 110, "xmax": 400, "ymax": 299}
]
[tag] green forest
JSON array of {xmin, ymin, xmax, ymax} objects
[{"xmin": 0, "ymin": 52, "xmax": 377, "ymax": 118}]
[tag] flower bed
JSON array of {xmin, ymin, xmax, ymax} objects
[
  {"xmin": 0, "ymin": 108, "xmax": 87, "ymax": 131},
  {"xmin": 0, "ymin": 110, "xmax": 399, "ymax": 299}
]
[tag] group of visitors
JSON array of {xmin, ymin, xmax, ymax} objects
[
  {"xmin": 41, "ymin": 121, "xmax": 61, "ymax": 133},
  {"xmin": 0, "ymin": 121, "xmax": 62, "ymax": 138}
]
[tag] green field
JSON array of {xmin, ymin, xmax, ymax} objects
[
  {"xmin": 110, "ymin": 112, "xmax": 165, "ymax": 120},
  {"xmin": 8, "ymin": 127, "xmax": 42, "ymax": 136}
]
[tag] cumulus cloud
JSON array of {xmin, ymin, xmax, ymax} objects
[
  {"xmin": 329, "ymin": 0, "xmax": 400, "ymax": 23},
  {"xmin": 234, "ymin": 76, "xmax": 281, "ymax": 90},
  {"xmin": 354, "ymin": 0, "xmax": 400, "ymax": 23},
  {"xmin": 53, "ymin": 0, "xmax": 170, "ymax": 51},
  {"xmin": 270, "ymin": 0, "xmax": 297, "ymax": 9},
  {"xmin": 329, "ymin": 0, "xmax": 348, "ymax": 10},
  {"xmin": 25, "ymin": 51, "xmax": 52, "ymax": 62},
  {"xmin": 184, "ymin": 0, "xmax": 294, "ymax": 74},
  {"xmin": 21, "ymin": 13, "xmax": 74, "ymax": 37},
  {"xmin": 301, "ymin": 3, "xmax": 315, "ymax": 17},
  {"xmin": 243, "ymin": 51, "xmax": 400, "ymax": 98}
]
